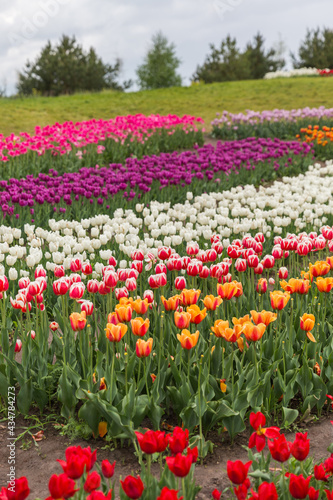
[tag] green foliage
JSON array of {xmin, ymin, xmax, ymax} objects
[
  {"xmin": 292, "ymin": 27, "xmax": 333, "ymax": 69},
  {"xmin": 192, "ymin": 32, "xmax": 284, "ymax": 83},
  {"xmin": 17, "ymin": 35, "xmax": 126, "ymax": 96},
  {"xmin": 136, "ymin": 31, "xmax": 182, "ymax": 90}
]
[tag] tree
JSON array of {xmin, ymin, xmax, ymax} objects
[
  {"xmin": 292, "ymin": 28, "xmax": 333, "ymax": 69},
  {"xmin": 136, "ymin": 32, "xmax": 182, "ymax": 90},
  {"xmin": 192, "ymin": 33, "xmax": 284, "ymax": 83},
  {"xmin": 17, "ymin": 35, "xmax": 127, "ymax": 96}
]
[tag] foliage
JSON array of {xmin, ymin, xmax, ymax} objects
[
  {"xmin": 292, "ymin": 27, "xmax": 333, "ymax": 70},
  {"xmin": 136, "ymin": 32, "xmax": 182, "ymax": 90},
  {"xmin": 17, "ymin": 35, "xmax": 126, "ymax": 96},
  {"xmin": 192, "ymin": 33, "xmax": 284, "ymax": 83}
]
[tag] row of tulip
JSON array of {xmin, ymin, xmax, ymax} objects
[
  {"xmin": 263, "ymin": 67, "xmax": 330, "ymax": 79},
  {"xmin": 296, "ymin": 126, "xmax": 333, "ymax": 160},
  {"xmin": 2, "ymin": 216, "xmax": 333, "ymax": 451},
  {"xmin": 0, "ymin": 114, "xmax": 204, "ymax": 179},
  {"xmin": 0, "ymin": 160, "xmax": 331, "ymax": 278},
  {"xmin": 211, "ymin": 106, "xmax": 333, "ymax": 140},
  {"xmin": 0, "ymin": 138, "xmax": 313, "ymax": 226},
  {"xmin": 2, "ymin": 413, "xmax": 333, "ymax": 499}
]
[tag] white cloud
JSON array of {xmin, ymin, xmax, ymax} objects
[{"xmin": 0, "ymin": 0, "xmax": 332, "ymax": 95}]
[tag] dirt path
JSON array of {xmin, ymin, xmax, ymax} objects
[{"xmin": 1, "ymin": 415, "xmax": 332, "ymax": 499}]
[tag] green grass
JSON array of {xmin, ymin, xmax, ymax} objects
[{"xmin": 0, "ymin": 77, "xmax": 332, "ymax": 136}]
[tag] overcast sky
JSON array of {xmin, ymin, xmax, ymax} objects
[{"xmin": 0, "ymin": 0, "xmax": 332, "ymax": 94}]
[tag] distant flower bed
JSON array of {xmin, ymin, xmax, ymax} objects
[
  {"xmin": 212, "ymin": 106, "xmax": 333, "ymax": 142},
  {"xmin": 264, "ymin": 67, "xmax": 320, "ymax": 79}
]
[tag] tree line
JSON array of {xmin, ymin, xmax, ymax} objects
[{"xmin": 15, "ymin": 28, "xmax": 333, "ymax": 96}]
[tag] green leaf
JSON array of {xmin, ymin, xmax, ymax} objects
[
  {"xmin": 282, "ymin": 407, "xmax": 298, "ymax": 426},
  {"xmin": 17, "ymin": 379, "xmax": 33, "ymax": 414}
]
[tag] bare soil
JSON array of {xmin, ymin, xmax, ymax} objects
[{"xmin": 1, "ymin": 413, "xmax": 332, "ymax": 499}]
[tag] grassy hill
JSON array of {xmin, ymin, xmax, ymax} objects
[{"xmin": 0, "ymin": 77, "xmax": 332, "ymax": 136}]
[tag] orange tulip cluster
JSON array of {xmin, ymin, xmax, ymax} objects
[{"xmin": 297, "ymin": 125, "xmax": 333, "ymax": 147}]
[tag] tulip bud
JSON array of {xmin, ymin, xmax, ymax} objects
[
  {"xmin": 278, "ymin": 267, "xmax": 288, "ymax": 279},
  {"xmin": 143, "ymin": 290, "xmax": 154, "ymax": 303},
  {"xmin": 81, "ymin": 262, "xmax": 93, "ymax": 275},
  {"xmin": 125, "ymin": 277, "xmax": 137, "ymax": 291},
  {"xmin": 70, "ymin": 258, "xmax": 82, "ymax": 273},
  {"xmin": 69, "ymin": 282, "xmax": 85, "ymax": 300},
  {"xmin": 87, "ymin": 279, "xmax": 99, "ymax": 294},
  {"xmin": 54, "ymin": 265, "xmax": 65, "ymax": 278},
  {"xmin": 15, "ymin": 339, "xmax": 22, "ymax": 352}
]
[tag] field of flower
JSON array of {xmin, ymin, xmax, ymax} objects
[{"xmin": 1, "ymin": 105, "xmax": 333, "ymax": 500}]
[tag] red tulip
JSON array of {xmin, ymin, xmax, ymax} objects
[
  {"xmin": 288, "ymin": 474, "xmax": 310, "ymax": 499},
  {"xmin": 257, "ymin": 482, "xmax": 278, "ymax": 500},
  {"xmin": 82, "ymin": 262, "xmax": 93, "ymax": 275},
  {"xmin": 175, "ymin": 277, "xmax": 186, "ymax": 290},
  {"xmin": 54, "ymin": 265, "xmax": 65, "ymax": 278},
  {"xmin": 120, "ymin": 475, "xmax": 144, "ymax": 499},
  {"xmin": 308, "ymin": 487, "xmax": 319, "ymax": 500},
  {"xmin": 166, "ymin": 452, "xmax": 192, "ymax": 477},
  {"xmin": 87, "ymin": 279, "xmax": 99, "ymax": 294},
  {"xmin": 325, "ymin": 490, "xmax": 333, "ymax": 500},
  {"xmin": 101, "ymin": 460, "xmax": 116, "ymax": 479},
  {"xmin": 0, "ymin": 275, "xmax": 9, "ymax": 292},
  {"xmin": 86, "ymin": 491, "xmax": 112, "ymax": 500},
  {"xmin": 157, "ymin": 486, "xmax": 183, "ymax": 500},
  {"xmin": 53, "ymin": 278, "xmax": 70, "ymax": 296},
  {"xmin": 158, "ymin": 246, "xmax": 172, "ymax": 260},
  {"xmin": 290, "ymin": 432, "xmax": 310, "ymax": 461},
  {"xmin": 84, "ymin": 472, "xmax": 101, "ymax": 493},
  {"xmin": 226, "ymin": 460, "xmax": 252, "ymax": 485},
  {"xmin": 5, "ymin": 477, "xmax": 30, "ymax": 500},
  {"xmin": 70, "ymin": 258, "xmax": 82, "ymax": 272},
  {"xmin": 48, "ymin": 473, "xmax": 78, "ymax": 499},
  {"xmin": 211, "ymin": 489, "xmax": 222, "ymax": 500},
  {"xmin": 167, "ymin": 427, "xmax": 189, "ymax": 454},
  {"xmin": 15, "ymin": 339, "xmax": 22, "ymax": 353},
  {"xmin": 69, "ymin": 282, "xmax": 85, "ymax": 300},
  {"xmin": 268, "ymin": 435, "xmax": 291, "ymax": 462},
  {"xmin": 104, "ymin": 271, "xmax": 118, "ymax": 289},
  {"xmin": 248, "ymin": 411, "xmax": 280, "ymax": 452},
  {"xmin": 135, "ymin": 430, "xmax": 168, "ymax": 454},
  {"xmin": 314, "ymin": 464, "xmax": 329, "ymax": 481}
]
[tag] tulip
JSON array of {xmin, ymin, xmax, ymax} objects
[
  {"xmin": 288, "ymin": 474, "xmax": 311, "ymax": 499},
  {"xmin": 161, "ymin": 295, "xmax": 180, "ymax": 311},
  {"xmin": 49, "ymin": 321, "xmax": 59, "ymax": 331},
  {"xmin": 0, "ymin": 275, "xmax": 9, "ymax": 292},
  {"xmin": 247, "ymin": 254, "xmax": 259, "ymax": 268},
  {"xmin": 327, "ymin": 255, "xmax": 333, "ymax": 270},
  {"xmin": 186, "ymin": 242, "xmax": 199, "ymax": 256},
  {"xmin": 280, "ymin": 278, "xmax": 310, "ymax": 294},
  {"xmin": 48, "ymin": 473, "xmax": 78, "ymax": 499},
  {"xmin": 232, "ymin": 315, "xmax": 251, "ymax": 326},
  {"xmin": 70, "ymin": 258, "xmax": 82, "ymax": 273},
  {"xmin": 308, "ymin": 487, "xmax": 320, "ymax": 500},
  {"xmin": 167, "ymin": 427, "xmax": 189, "ymax": 454},
  {"xmin": 125, "ymin": 277, "xmax": 137, "ymax": 291},
  {"xmin": 270, "ymin": 290, "xmax": 290, "ymax": 310},
  {"xmin": 235, "ymin": 258, "xmax": 247, "ymax": 272},
  {"xmin": 15, "ymin": 339, "xmax": 22, "ymax": 352},
  {"xmin": 180, "ymin": 288, "xmax": 201, "ymax": 306},
  {"xmin": 115, "ymin": 287, "xmax": 129, "ymax": 299},
  {"xmin": 87, "ymin": 279, "xmax": 99, "ymax": 294},
  {"xmin": 175, "ymin": 276, "xmax": 186, "ymax": 290},
  {"xmin": 135, "ymin": 430, "xmax": 168, "ymax": 454},
  {"xmin": 136, "ymin": 338, "xmax": 153, "ymax": 357},
  {"xmin": 115, "ymin": 304, "xmax": 133, "ymax": 323},
  {"xmin": 186, "ymin": 304, "xmax": 207, "ymax": 324},
  {"xmin": 278, "ymin": 267, "xmax": 288, "ymax": 279},
  {"xmin": 158, "ymin": 246, "xmax": 172, "ymax": 260},
  {"xmin": 132, "ymin": 298, "xmax": 149, "ymax": 315},
  {"xmin": 248, "ymin": 411, "xmax": 280, "ymax": 452},
  {"xmin": 82, "ymin": 262, "xmax": 93, "ymax": 275},
  {"xmin": 177, "ymin": 329, "xmax": 199, "ymax": 350},
  {"xmin": 157, "ymin": 486, "xmax": 183, "ymax": 500},
  {"xmin": 131, "ymin": 317, "xmax": 150, "ymax": 337},
  {"xmin": 132, "ymin": 260, "xmax": 143, "ymax": 273},
  {"xmin": 256, "ymin": 278, "xmax": 267, "ymax": 293},
  {"xmin": 268, "ymin": 435, "xmax": 291, "ymax": 462},
  {"xmin": 203, "ymin": 295, "xmax": 222, "ymax": 310},
  {"xmin": 226, "ymin": 460, "xmax": 252, "ymax": 485},
  {"xmin": 54, "ymin": 265, "xmax": 65, "ymax": 278},
  {"xmin": 316, "ymin": 277, "xmax": 333, "ymax": 293},
  {"xmin": 57, "ymin": 446, "xmax": 97, "ymax": 479},
  {"xmin": 290, "ymin": 432, "xmax": 310, "ymax": 461},
  {"xmin": 300, "ymin": 313, "xmax": 315, "ymax": 331},
  {"xmin": 143, "ymin": 290, "xmax": 154, "ymax": 303},
  {"xmin": 69, "ymin": 282, "xmax": 85, "ymax": 300},
  {"xmin": 310, "ymin": 260, "xmax": 331, "ymax": 277},
  {"xmin": 70, "ymin": 311, "xmax": 87, "ymax": 331},
  {"xmin": 101, "ymin": 460, "xmax": 116, "ymax": 479},
  {"xmin": 105, "ymin": 323, "xmax": 127, "ymax": 342},
  {"xmin": 314, "ymin": 463, "xmax": 329, "ymax": 481},
  {"xmin": 174, "ymin": 311, "xmax": 191, "ymax": 329},
  {"xmin": 166, "ymin": 452, "xmax": 193, "ymax": 478},
  {"xmin": 27, "ymin": 330, "xmax": 36, "ymax": 339},
  {"xmin": 250, "ymin": 310, "xmax": 277, "ymax": 326},
  {"xmin": 242, "ymin": 322, "xmax": 266, "ymax": 342},
  {"xmin": 3, "ymin": 477, "xmax": 30, "ymax": 500},
  {"xmin": 84, "ymin": 472, "xmax": 101, "ymax": 493},
  {"xmin": 254, "ymin": 263, "xmax": 264, "ymax": 275},
  {"xmin": 104, "ymin": 271, "xmax": 118, "ymax": 289},
  {"xmin": 217, "ymin": 282, "xmax": 238, "ymax": 300},
  {"xmin": 211, "ymin": 320, "xmax": 230, "ymax": 338},
  {"xmin": 53, "ymin": 278, "xmax": 70, "ymax": 296},
  {"xmin": 120, "ymin": 475, "xmax": 144, "ymax": 499},
  {"xmin": 257, "ymin": 482, "xmax": 278, "ymax": 500}
]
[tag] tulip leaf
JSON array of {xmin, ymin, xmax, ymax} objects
[
  {"xmin": 282, "ymin": 406, "xmax": 298, "ymax": 426},
  {"xmin": 17, "ymin": 378, "xmax": 33, "ymax": 414}
]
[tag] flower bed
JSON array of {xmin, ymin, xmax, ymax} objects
[
  {"xmin": 211, "ymin": 107, "xmax": 333, "ymax": 140},
  {"xmin": 0, "ymin": 114, "xmax": 204, "ymax": 179},
  {"xmin": 0, "ymin": 138, "xmax": 313, "ymax": 226},
  {"xmin": 264, "ymin": 67, "xmax": 320, "ymax": 79},
  {"xmin": 297, "ymin": 125, "xmax": 333, "ymax": 160}
]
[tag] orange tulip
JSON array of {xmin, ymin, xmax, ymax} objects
[
  {"xmin": 232, "ymin": 315, "xmax": 251, "ymax": 326},
  {"xmin": 280, "ymin": 278, "xmax": 310, "ymax": 295},
  {"xmin": 132, "ymin": 298, "xmax": 149, "ymax": 315},
  {"xmin": 217, "ymin": 282, "xmax": 238, "ymax": 300},
  {"xmin": 316, "ymin": 277, "xmax": 333, "ymax": 293},
  {"xmin": 177, "ymin": 329, "xmax": 199, "ymax": 350},
  {"xmin": 220, "ymin": 379, "xmax": 227, "ymax": 393},
  {"xmin": 119, "ymin": 297, "xmax": 133, "ymax": 306},
  {"xmin": 301, "ymin": 270, "xmax": 314, "ymax": 283},
  {"xmin": 187, "ymin": 304, "xmax": 207, "ymax": 324},
  {"xmin": 256, "ymin": 278, "xmax": 267, "ymax": 293},
  {"xmin": 270, "ymin": 290, "xmax": 290, "ymax": 310},
  {"xmin": 131, "ymin": 317, "xmax": 150, "ymax": 337},
  {"xmin": 309, "ymin": 260, "xmax": 330, "ymax": 277},
  {"xmin": 98, "ymin": 421, "xmax": 108, "ymax": 438},
  {"xmin": 233, "ymin": 281, "xmax": 243, "ymax": 298},
  {"xmin": 326, "ymin": 256, "xmax": 333, "ymax": 270},
  {"xmin": 174, "ymin": 311, "xmax": 191, "ymax": 329},
  {"xmin": 161, "ymin": 295, "xmax": 180, "ymax": 311},
  {"xmin": 136, "ymin": 337, "xmax": 153, "ymax": 357},
  {"xmin": 115, "ymin": 304, "xmax": 133, "ymax": 322},
  {"xmin": 300, "ymin": 313, "xmax": 315, "ymax": 332},
  {"xmin": 180, "ymin": 289, "xmax": 201, "ymax": 306},
  {"xmin": 221, "ymin": 326, "xmax": 243, "ymax": 343},
  {"xmin": 211, "ymin": 320, "xmax": 230, "ymax": 338},
  {"xmin": 105, "ymin": 322, "xmax": 127, "ymax": 342},
  {"xmin": 203, "ymin": 295, "xmax": 222, "ymax": 311},
  {"xmin": 70, "ymin": 311, "xmax": 87, "ymax": 331},
  {"xmin": 242, "ymin": 322, "xmax": 266, "ymax": 342},
  {"xmin": 250, "ymin": 310, "xmax": 277, "ymax": 326}
]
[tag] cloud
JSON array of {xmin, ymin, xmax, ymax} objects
[{"xmin": 0, "ymin": 0, "xmax": 332, "ymax": 94}]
